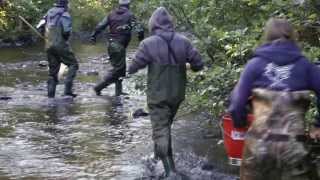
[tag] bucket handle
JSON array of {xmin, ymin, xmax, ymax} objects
[{"xmin": 219, "ymin": 116, "xmax": 233, "ymax": 140}]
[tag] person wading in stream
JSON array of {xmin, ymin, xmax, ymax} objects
[
  {"xmin": 90, "ymin": 0, "xmax": 144, "ymax": 96},
  {"xmin": 128, "ymin": 7, "xmax": 204, "ymax": 179},
  {"xmin": 36, "ymin": 0, "xmax": 79, "ymax": 98},
  {"xmin": 229, "ymin": 18, "xmax": 320, "ymax": 180}
]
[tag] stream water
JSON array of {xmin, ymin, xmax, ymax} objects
[{"xmin": 0, "ymin": 40, "xmax": 238, "ymax": 180}]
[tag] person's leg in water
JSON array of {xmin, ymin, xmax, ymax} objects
[
  {"xmin": 94, "ymin": 73, "xmax": 118, "ymax": 96},
  {"xmin": 47, "ymin": 49, "xmax": 61, "ymax": 98},
  {"xmin": 113, "ymin": 43, "xmax": 127, "ymax": 96},
  {"xmin": 167, "ymin": 103, "xmax": 189, "ymax": 179},
  {"xmin": 149, "ymin": 103, "xmax": 174, "ymax": 176},
  {"xmin": 94, "ymin": 41, "xmax": 126, "ymax": 96},
  {"xmin": 149, "ymin": 103, "xmax": 188, "ymax": 179},
  {"xmin": 59, "ymin": 48, "xmax": 79, "ymax": 97},
  {"xmin": 115, "ymin": 78, "xmax": 129, "ymax": 96}
]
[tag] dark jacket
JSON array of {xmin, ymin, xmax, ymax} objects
[
  {"xmin": 41, "ymin": 7, "xmax": 72, "ymax": 50},
  {"xmin": 92, "ymin": 5, "xmax": 143, "ymax": 48},
  {"xmin": 128, "ymin": 7, "xmax": 203, "ymax": 106},
  {"xmin": 229, "ymin": 40, "xmax": 320, "ymax": 127},
  {"xmin": 128, "ymin": 8, "xmax": 203, "ymax": 73}
]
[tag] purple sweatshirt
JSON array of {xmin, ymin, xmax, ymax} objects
[{"xmin": 229, "ymin": 40, "xmax": 320, "ymax": 127}]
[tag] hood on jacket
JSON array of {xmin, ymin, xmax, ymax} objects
[
  {"xmin": 115, "ymin": 6, "xmax": 129, "ymax": 15},
  {"xmin": 148, "ymin": 7, "xmax": 174, "ymax": 35},
  {"xmin": 254, "ymin": 40, "xmax": 303, "ymax": 66},
  {"xmin": 119, "ymin": 0, "xmax": 130, "ymax": 5}
]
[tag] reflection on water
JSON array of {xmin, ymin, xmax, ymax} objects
[
  {"xmin": 0, "ymin": 40, "xmax": 237, "ymax": 179},
  {"xmin": 0, "ymin": 40, "xmax": 107, "ymax": 64}
]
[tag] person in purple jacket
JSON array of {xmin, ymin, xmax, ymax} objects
[
  {"xmin": 229, "ymin": 18, "xmax": 320, "ymax": 180},
  {"xmin": 229, "ymin": 18, "xmax": 320, "ymax": 137}
]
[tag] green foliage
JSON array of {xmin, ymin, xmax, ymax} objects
[
  {"xmin": 0, "ymin": 0, "xmax": 53, "ymax": 37},
  {"xmin": 187, "ymin": 64, "xmax": 242, "ymax": 116},
  {"xmin": 0, "ymin": 0, "xmax": 117, "ymax": 36},
  {"xmin": 132, "ymin": 0, "xmax": 320, "ymax": 120},
  {"xmin": 70, "ymin": 0, "xmax": 114, "ymax": 31}
]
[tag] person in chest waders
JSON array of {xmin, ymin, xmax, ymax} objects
[
  {"xmin": 90, "ymin": 0, "xmax": 144, "ymax": 96},
  {"xmin": 128, "ymin": 7, "xmax": 204, "ymax": 179},
  {"xmin": 228, "ymin": 18, "xmax": 320, "ymax": 180},
  {"xmin": 37, "ymin": 0, "xmax": 79, "ymax": 98}
]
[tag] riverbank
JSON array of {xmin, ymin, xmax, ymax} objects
[
  {"xmin": 0, "ymin": 33, "xmax": 38, "ymax": 48},
  {"xmin": 0, "ymin": 31, "xmax": 95, "ymax": 48}
]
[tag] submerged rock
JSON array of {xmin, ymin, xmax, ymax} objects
[
  {"xmin": 133, "ymin": 108, "xmax": 149, "ymax": 118},
  {"xmin": 38, "ymin": 61, "xmax": 48, "ymax": 67},
  {"xmin": 0, "ymin": 96, "xmax": 12, "ymax": 101},
  {"xmin": 201, "ymin": 163, "xmax": 215, "ymax": 171},
  {"xmin": 86, "ymin": 71, "xmax": 99, "ymax": 76}
]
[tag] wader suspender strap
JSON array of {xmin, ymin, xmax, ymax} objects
[
  {"xmin": 48, "ymin": 9, "xmax": 66, "ymax": 26},
  {"xmin": 247, "ymin": 130, "xmax": 308, "ymax": 142},
  {"xmin": 157, "ymin": 33, "xmax": 178, "ymax": 64}
]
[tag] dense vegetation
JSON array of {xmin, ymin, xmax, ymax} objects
[{"xmin": 1, "ymin": 0, "xmax": 320, "ymax": 120}]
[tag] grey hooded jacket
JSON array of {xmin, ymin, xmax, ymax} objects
[
  {"xmin": 128, "ymin": 7, "xmax": 203, "ymax": 74},
  {"xmin": 39, "ymin": 6, "xmax": 72, "ymax": 49},
  {"xmin": 128, "ymin": 7, "xmax": 203, "ymax": 106}
]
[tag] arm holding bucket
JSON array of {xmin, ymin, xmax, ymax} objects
[{"xmin": 229, "ymin": 58, "xmax": 260, "ymax": 128}]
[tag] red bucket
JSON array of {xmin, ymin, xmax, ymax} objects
[{"xmin": 222, "ymin": 114, "xmax": 254, "ymax": 166}]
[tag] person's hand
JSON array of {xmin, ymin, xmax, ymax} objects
[
  {"xmin": 186, "ymin": 63, "xmax": 191, "ymax": 70},
  {"xmin": 195, "ymin": 71, "xmax": 206, "ymax": 81},
  {"xmin": 233, "ymin": 119, "xmax": 248, "ymax": 129},
  {"xmin": 138, "ymin": 33, "xmax": 144, "ymax": 42},
  {"xmin": 89, "ymin": 35, "xmax": 96, "ymax": 44},
  {"xmin": 125, "ymin": 71, "xmax": 132, "ymax": 79},
  {"xmin": 310, "ymin": 127, "xmax": 320, "ymax": 140}
]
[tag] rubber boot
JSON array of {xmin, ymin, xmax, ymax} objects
[
  {"xmin": 63, "ymin": 64, "xmax": 78, "ymax": 97},
  {"xmin": 94, "ymin": 81, "xmax": 109, "ymax": 96},
  {"xmin": 47, "ymin": 79, "xmax": 57, "ymax": 98},
  {"xmin": 115, "ymin": 79, "xmax": 129, "ymax": 96},
  {"xmin": 94, "ymin": 74, "xmax": 115, "ymax": 96},
  {"xmin": 64, "ymin": 81, "xmax": 77, "ymax": 97},
  {"xmin": 153, "ymin": 144, "xmax": 160, "ymax": 160},
  {"xmin": 161, "ymin": 156, "xmax": 176, "ymax": 177},
  {"xmin": 162, "ymin": 156, "xmax": 190, "ymax": 180}
]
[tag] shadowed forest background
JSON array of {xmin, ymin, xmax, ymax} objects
[{"xmin": 1, "ymin": 0, "xmax": 320, "ymax": 121}]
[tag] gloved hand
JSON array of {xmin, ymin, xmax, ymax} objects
[
  {"xmin": 36, "ymin": 19, "xmax": 46, "ymax": 35},
  {"xmin": 62, "ymin": 32, "xmax": 71, "ymax": 41},
  {"xmin": 138, "ymin": 32, "xmax": 144, "ymax": 42},
  {"xmin": 125, "ymin": 70, "xmax": 132, "ymax": 79},
  {"xmin": 195, "ymin": 71, "xmax": 206, "ymax": 81},
  {"xmin": 89, "ymin": 35, "xmax": 96, "ymax": 44},
  {"xmin": 89, "ymin": 31, "xmax": 97, "ymax": 44},
  {"xmin": 37, "ymin": 27, "xmax": 45, "ymax": 36},
  {"xmin": 233, "ymin": 119, "xmax": 247, "ymax": 128},
  {"xmin": 232, "ymin": 113, "xmax": 248, "ymax": 128}
]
